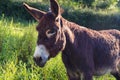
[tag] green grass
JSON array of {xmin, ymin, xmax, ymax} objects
[{"xmin": 0, "ymin": 17, "xmax": 116, "ymax": 80}]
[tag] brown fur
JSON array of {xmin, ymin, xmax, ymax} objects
[{"xmin": 23, "ymin": 0, "xmax": 120, "ymax": 80}]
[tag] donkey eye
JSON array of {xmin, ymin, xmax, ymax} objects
[{"xmin": 46, "ymin": 29, "xmax": 56, "ymax": 38}]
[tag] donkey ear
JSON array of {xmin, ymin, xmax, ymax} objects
[
  {"xmin": 50, "ymin": 0, "xmax": 60, "ymax": 17},
  {"xmin": 23, "ymin": 3, "xmax": 46, "ymax": 22}
]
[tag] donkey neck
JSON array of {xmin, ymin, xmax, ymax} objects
[
  {"xmin": 61, "ymin": 18, "xmax": 88, "ymax": 68},
  {"xmin": 62, "ymin": 18, "xmax": 86, "ymax": 54},
  {"xmin": 62, "ymin": 18, "xmax": 87, "ymax": 44}
]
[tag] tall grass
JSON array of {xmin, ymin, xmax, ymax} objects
[{"xmin": 0, "ymin": 17, "xmax": 116, "ymax": 80}]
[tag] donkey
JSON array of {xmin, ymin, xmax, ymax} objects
[{"xmin": 23, "ymin": 0, "xmax": 120, "ymax": 80}]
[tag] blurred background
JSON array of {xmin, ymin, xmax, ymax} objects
[{"xmin": 1, "ymin": 0, "xmax": 120, "ymax": 29}]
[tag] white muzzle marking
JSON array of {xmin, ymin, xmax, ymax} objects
[{"xmin": 34, "ymin": 45, "xmax": 50, "ymax": 63}]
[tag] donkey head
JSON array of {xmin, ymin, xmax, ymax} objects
[{"xmin": 23, "ymin": 0, "xmax": 66, "ymax": 67}]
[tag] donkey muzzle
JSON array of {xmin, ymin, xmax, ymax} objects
[
  {"xmin": 33, "ymin": 45, "xmax": 50, "ymax": 67},
  {"xmin": 33, "ymin": 57, "xmax": 46, "ymax": 67}
]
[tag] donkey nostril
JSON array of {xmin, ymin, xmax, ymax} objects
[
  {"xmin": 33, "ymin": 57, "xmax": 42, "ymax": 62},
  {"xmin": 39, "ymin": 57, "xmax": 42, "ymax": 62},
  {"xmin": 33, "ymin": 57, "xmax": 36, "ymax": 61}
]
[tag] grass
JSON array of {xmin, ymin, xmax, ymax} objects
[{"xmin": 0, "ymin": 17, "xmax": 116, "ymax": 80}]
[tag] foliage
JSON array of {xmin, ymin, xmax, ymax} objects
[
  {"xmin": 0, "ymin": 0, "xmax": 120, "ymax": 30},
  {"xmin": 93, "ymin": 0, "xmax": 119, "ymax": 9},
  {"xmin": 63, "ymin": 9, "xmax": 120, "ymax": 30},
  {"xmin": 0, "ymin": 0, "xmax": 48, "ymax": 21}
]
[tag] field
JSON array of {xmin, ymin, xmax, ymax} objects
[
  {"xmin": 0, "ymin": 0, "xmax": 120, "ymax": 80},
  {"xmin": 0, "ymin": 16, "xmax": 116, "ymax": 80}
]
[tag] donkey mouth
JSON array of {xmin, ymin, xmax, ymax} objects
[
  {"xmin": 33, "ymin": 57, "xmax": 47, "ymax": 67},
  {"xmin": 34, "ymin": 60, "xmax": 46, "ymax": 67},
  {"xmin": 36, "ymin": 62, "xmax": 46, "ymax": 67}
]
